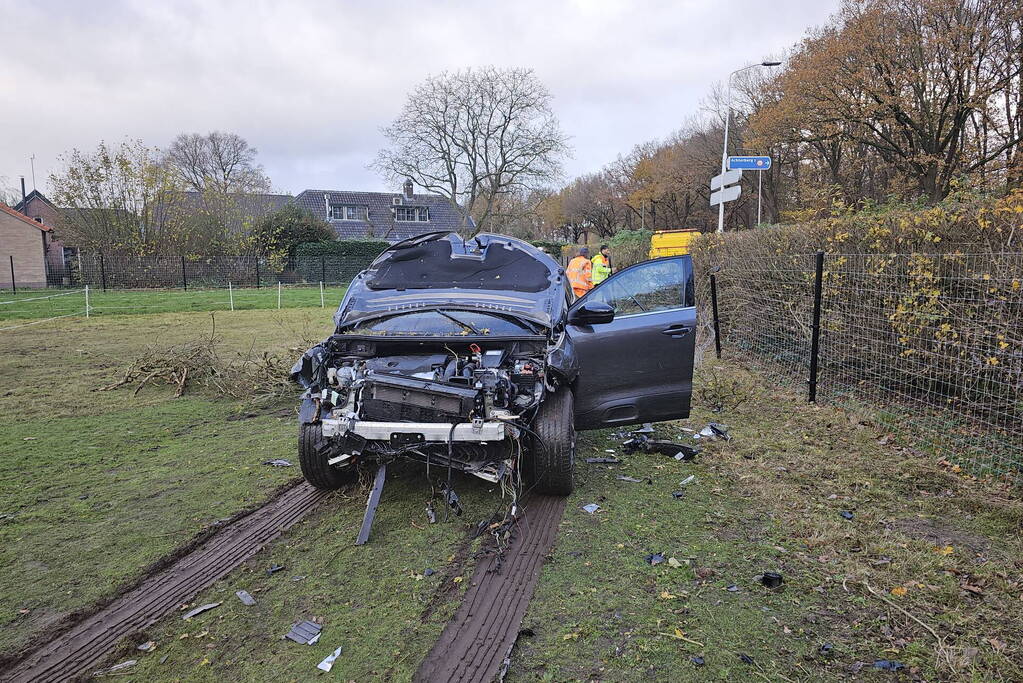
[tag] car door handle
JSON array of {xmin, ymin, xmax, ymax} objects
[{"xmin": 661, "ymin": 325, "xmax": 690, "ymax": 338}]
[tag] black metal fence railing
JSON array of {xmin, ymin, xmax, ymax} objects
[
  {"xmin": 706, "ymin": 251, "xmax": 1023, "ymax": 482},
  {"xmin": 38, "ymin": 251, "xmax": 378, "ymax": 292}
]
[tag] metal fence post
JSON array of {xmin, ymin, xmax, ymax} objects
[
  {"xmin": 277, "ymin": 281, "xmax": 282, "ymax": 309},
  {"xmin": 255, "ymin": 259, "xmax": 260, "ymax": 288},
  {"xmin": 85, "ymin": 285, "xmax": 90, "ymax": 318},
  {"xmin": 321, "ymin": 256, "xmax": 326, "ymax": 284},
  {"xmin": 181, "ymin": 256, "xmax": 188, "ymax": 290},
  {"xmin": 229, "ymin": 281, "xmax": 234, "ymax": 311},
  {"xmin": 99, "ymin": 253, "xmax": 107, "ymax": 293},
  {"xmin": 320, "ymin": 281, "xmax": 324, "ymax": 308},
  {"xmin": 9, "ymin": 256, "xmax": 16, "ymax": 294},
  {"xmin": 710, "ymin": 271, "xmax": 722, "ymax": 359},
  {"xmin": 808, "ymin": 250, "xmax": 825, "ymax": 403}
]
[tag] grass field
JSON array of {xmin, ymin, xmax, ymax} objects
[
  {"xmin": 0, "ymin": 285, "xmax": 348, "ymax": 323},
  {"xmin": 3, "ymin": 309, "xmax": 1021, "ymax": 680}
]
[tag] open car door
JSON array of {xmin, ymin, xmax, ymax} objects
[{"xmin": 568, "ymin": 255, "xmax": 696, "ymax": 430}]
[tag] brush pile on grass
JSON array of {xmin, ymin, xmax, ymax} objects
[{"xmin": 99, "ymin": 317, "xmax": 294, "ymax": 406}]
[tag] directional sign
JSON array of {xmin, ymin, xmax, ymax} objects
[
  {"xmin": 709, "ymin": 185, "xmax": 741, "ymax": 207},
  {"xmin": 710, "ymin": 169, "xmax": 742, "ymax": 191},
  {"xmin": 728, "ymin": 155, "xmax": 772, "ymax": 171}
]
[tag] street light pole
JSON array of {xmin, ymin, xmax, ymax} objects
[{"xmin": 717, "ymin": 60, "xmax": 782, "ymax": 233}]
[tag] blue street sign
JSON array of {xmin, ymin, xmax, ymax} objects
[{"xmin": 727, "ymin": 155, "xmax": 772, "ymax": 171}]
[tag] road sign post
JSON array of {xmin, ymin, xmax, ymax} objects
[
  {"xmin": 710, "ymin": 169, "xmax": 742, "ymax": 213},
  {"xmin": 727, "ymin": 156, "xmax": 772, "ymax": 170}
]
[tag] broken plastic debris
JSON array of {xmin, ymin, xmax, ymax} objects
[
  {"xmin": 93, "ymin": 659, "xmax": 138, "ymax": 676},
  {"xmin": 181, "ymin": 602, "xmax": 221, "ymax": 620},
  {"xmin": 262, "ymin": 459, "xmax": 293, "ymax": 467},
  {"xmin": 873, "ymin": 660, "xmax": 905, "ymax": 671},
  {"xmin": 423, "ymin": 568, "xmax": 436, "ymax": 577},
  {"xmin": 586, "ymin": 457, "xmax": 621, "ymax": 464},
  {"xmin": 671, "ymin": 491, "xmax": 685, "ymax": 499},
  {"xmin": 633, "ymin": 423, "xmax": 655, "ymax": 434},
  {"xmin": 426, "ymin": 502, "xmax": 437, "ymax": 524},
  {"xmin": 235, "ymin": 590, "xmax": 256, "ymax": 606},
  {"xmin": 840, "ymin": 510, "xmax": 855, "ymax": 520},
  {"xmin": 442, "ymin": 484, "xmax": 463, "ymax": 516},
  {"xmin": 739, "ymin": 653, "xmax": 754, "ymax": 664},
  {"xmin": 284, "ymin": 620, "xmax": 322, "ymax": 645},
  {"xmin": 137, "ymin": 641, "xmax": 156, "ymax": 652},
  {"xmin": 581, "ymin": 503, "xmax": 601, "ymax": 514},
  {"xmin": 317, "ymin": 646, "xmax": 343, "ymax": 672},
  {"xmin": 820, "ymin": 642, "xmax": 834, "ymax": 656},
  {"xmin": 616, "ymin": 475, "xmax": 643, "ymax": 483},
  {"xmin": 679, "ymin": 474, "xmax": 696, "ymax": 487},
  {"xmin": 267, "ymin": 563, "xmax": 285, "ymax": 575},
  {"xmin": 695, "ymin": 423, "xmax": 730, "ymax": 441},
  {"xmin": 758, "ymin": 572, "xmax": 784, "ymax": 589},
  {"xmin": 645, "ymin": 553, "xmax": 666, "ymax": 566},
  {"xmin": 690, "ymin": 655, "xmax": 705, "ymax": 666},
  {"xmin": 726, "ymin": 584, "xmax": 741, "ymax": 592}
]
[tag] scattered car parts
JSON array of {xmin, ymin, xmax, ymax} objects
[
  {"xmin": 181, "ymin": 602, "xmax": 220, "ymax": 620},
  {"xmin": 284, "ymin": 620, "xmax": 322, "ymax": 645}
]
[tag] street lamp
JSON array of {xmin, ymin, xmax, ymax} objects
[{"xmin": 717, "ymin": 60, "xmax": 782, "ymax": 233}]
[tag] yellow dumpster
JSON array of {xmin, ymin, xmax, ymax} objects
[{"xmin": 649, "ymin": 229, "xmax": 702, "ymax": 259}]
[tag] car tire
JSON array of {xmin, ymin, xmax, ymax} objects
[
  {"xmin": 527, "ymin": 387, "xmax": 576, "ymax": 496},
  {"xmin": 299, "ymin": 423, "xmax": 356, "ymax": 490}
]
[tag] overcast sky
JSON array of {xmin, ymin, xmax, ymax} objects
[{"xmin": 1, "ymin": 0, "xmax": 840, "ymax": 198}]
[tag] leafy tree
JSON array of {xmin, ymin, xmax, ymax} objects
[
  {"xmin": 48, "ymin": 139, "xmax": 183, "ymax": 255},
  {"xmin": 374, "ymin": 67, "xmax": 570, "ymax": 233},
  {"xmin": 252, "ymin": 204, "xmax": 334, "ymax": 270}
]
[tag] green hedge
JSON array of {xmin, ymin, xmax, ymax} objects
[{"xmin": 294, "ymin": 239, "xmax": 390, "ymax": 284}]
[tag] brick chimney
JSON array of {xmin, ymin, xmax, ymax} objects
[{"xmin": 403, "ymin": 178, "xmax": 414, "ymax": 199}]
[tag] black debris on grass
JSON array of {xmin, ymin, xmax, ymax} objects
[
  {"xmin": 873, "ymin": 660, "xmax": 905, "ymax": 671},
  {"xmin": 758, "ymin": 572, "xmax": 784, "ymax": 589},
  {"xmin": 840, "ymin": 510, "xmax": 855, "ymax": 520},
  {"xmin": 267, "ymin": 564, "xmax": 285, "ymax": 576},
  {"xmin": 284, "ymin": 620, "xmax": 322, "ymax": 645},
  {"xmin": 645, "ymin": 553, "xmax": 666, "ymax": 566},
  {"xmin": 739, "ymin": 653, "xmax": 754, "ymax": 665},
  {"xmin": 262, "ymin": 459, "xmax": 293, "ymax": 467},
  {"xmin": 586, "ymin": 457, "xmax": 622, "ymax": 464},
  {"xmin": 690, "ymin": 656, "xmax": 705, "ymax": 666},
  {"xmin": 424, "ymin": 568, "xmax": 436, "ymax": 577}
]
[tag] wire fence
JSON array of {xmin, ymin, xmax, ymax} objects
[
  {"xmin": 705, "ymin": 251, "xmax": 1023, "ymax": 483},
  {"xmin": 0, "ymin": 282, "xmax": 348, "ymax": 330},
  {"xmin": 41, "ymin": 251, "xmax": 372, "ymax": 290}
]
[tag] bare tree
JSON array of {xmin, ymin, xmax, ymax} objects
[
  {"xmin": 164, "ymin": 131, "xmax": 270, "ymax": 194},
  {"xmin": 0, "ymin": 175, "xmax": 21, "ymax": 206},
  {"xmin": 374, "ymin": 67, "xmax": 570, "ymax": 233}
]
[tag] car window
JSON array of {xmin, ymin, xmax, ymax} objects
[
  {"xmin": 348, "ymin": 310, "xmax": 531, "ymax": 336},
  {"xmin": 586, "ymin": 259, "xmax": 685, "ymax": 316}
]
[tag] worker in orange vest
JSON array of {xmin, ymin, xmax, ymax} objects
[{"xmin": 567, "ymin": 247, "xmax": 593, "ymax": 298}]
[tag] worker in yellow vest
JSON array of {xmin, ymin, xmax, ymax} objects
[
  {"xmin": 591, "ymin": 244, "xmax": 612, "ymax": 285},
  {"xmin": 566, "ymin": 247, "xmax": 593, "ymax": 298}
]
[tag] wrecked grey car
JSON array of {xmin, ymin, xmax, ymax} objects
[{"xmin": 291, "ymin": 231, "xmax": 697, "ymax": 497}]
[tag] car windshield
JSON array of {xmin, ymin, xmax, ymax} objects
[{"xmin": 347, "ymin": 310, "xmax": 533, "ymax": 336}]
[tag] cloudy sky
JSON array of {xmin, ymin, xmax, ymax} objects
[{"xmin": 1, "ymin": 0, "xmax": 840, "ymax": 198}]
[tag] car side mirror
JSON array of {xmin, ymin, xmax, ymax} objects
[{"xmin": 568, "ymin": 300, "xmax": 615, "ymax": 325}]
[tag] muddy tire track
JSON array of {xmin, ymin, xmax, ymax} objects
[
  {"xmin": 2, "ymin": 482, "xmax": 329, "ymax": 683},
  {"xmin": 414, "ymin": 494, "xmax": 566, "ymax": 683}
]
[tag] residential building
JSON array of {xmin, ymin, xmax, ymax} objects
[
  {"xmin": 13, "ymin": 190, "xmax": 69, "ymax": 281},
  {"xmin": 294, "ymin": 179, "xmax": 469, "ymax": 241},
  {"xmin": 1, "ymin": 203, "xmax": 53, "ymax": 289}
]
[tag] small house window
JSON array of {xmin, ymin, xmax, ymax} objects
[
  {"xmin": 395, "ymin": 206, "xmax": 429, "ymax": 222},
  {"xmin": 329, "ymin": 205, "xmax": 363, "ymax": 220}
]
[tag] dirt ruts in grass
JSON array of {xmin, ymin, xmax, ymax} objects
[{"xmin": 1, "ymin": 480, "xmax": 317, "ymax": 682}]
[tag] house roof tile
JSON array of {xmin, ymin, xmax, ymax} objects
[{"xmin": 0, "ymin": 202, "xmax": 52, "ymax": 232}]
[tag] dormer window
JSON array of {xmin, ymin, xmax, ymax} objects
[
  {"xmin": 329, "ymin": 205, "xmax": 364, "ymax": 220},
  {"xmin": 395, "ymin": 206, "xmax": 429, "ymax": 222}
]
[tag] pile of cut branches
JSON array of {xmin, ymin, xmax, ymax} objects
[{"xmin": 100, "ymin": 316, "xmax": 294, "ymax": 406}]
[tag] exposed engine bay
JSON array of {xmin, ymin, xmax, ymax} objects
[{"xmin": 292, "ymin": 333, "xmax": 556, "ymax": 484}]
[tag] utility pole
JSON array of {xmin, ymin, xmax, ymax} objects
[
  {"xmin": 717, "ymin": 61, "xmax": 781, "ymax": 233},
  {"xmin": 30, "ymin": 155, "xmax": 36, "ymax": 191}
]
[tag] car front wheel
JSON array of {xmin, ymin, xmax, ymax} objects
[
  {"xmin": 527, "ymin": 387, "xmax": 576, "ymax": 496},
  {"xmin": 299, "ymin": 423, "xmax": 357, "ymax": 490}
]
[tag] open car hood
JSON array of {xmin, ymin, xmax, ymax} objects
[{"xmin": 334, "ymin": 232, "xmax": 568, "ymax": 329}]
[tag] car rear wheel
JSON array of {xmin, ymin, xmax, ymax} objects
[
  {"xmin": 299, "ymin": 423, "xmax": 357, "ymax": 490},
  {"xmin": 527, "ymin": 387, "xmax": 576, "ymax": 496}
]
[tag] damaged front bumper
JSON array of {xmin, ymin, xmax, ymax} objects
[{"xmin": 320, "ymin": 417, "xmax": 513, "ymax": 442}]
